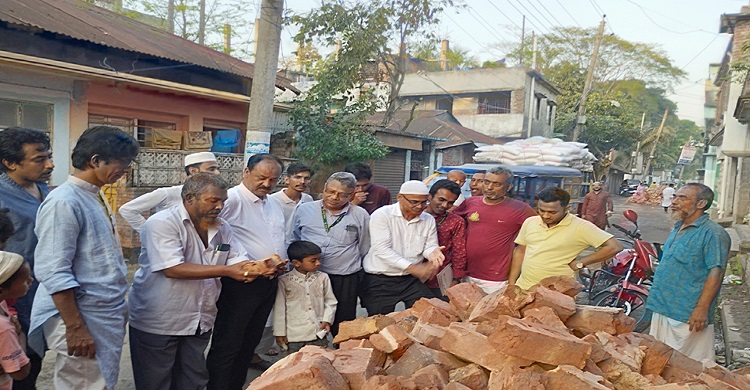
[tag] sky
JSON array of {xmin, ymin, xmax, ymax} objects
[{"xmin": 273, "ymin": 0, "xmax": 746, "ymax": 127}]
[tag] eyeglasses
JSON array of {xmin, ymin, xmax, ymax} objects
[
  {"xmin": 323, "ymin": 189, "xmax": 353, "ymax": 200},
  {"xmin": 402, "ymin": 197, "xmax": 429, "ymax": 207}
]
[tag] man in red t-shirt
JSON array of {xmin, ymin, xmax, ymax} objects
[
  {"xmin": 453, "ymin": 166, "xmax": 536, "ymax": 294},
  {"xmin": 345, "ymin": 162, "xmax": 392, "ymax": 214},
  {"xmin": 424, "ymin": 179, "xmax": 467, "ymax": 300}
]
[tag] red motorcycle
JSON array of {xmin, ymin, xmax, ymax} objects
[{"xmin": 589, "ymin": 210, "xmax": 660, "ymax": 332}]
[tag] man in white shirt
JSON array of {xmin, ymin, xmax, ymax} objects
[
  {"xmin": 269, "ymin": 162, "xmax": 314, "ymax": 228},
  {"xmin": 361, "ymin": 180, "xmax": 445, "ymax": 315},
  {"xmin": 128, "ymin": 173, "xmax": 275, "ymax": 390},
  {"xmin": 662, "ymin": 183, "xmax": 676, "ymax": 213},
  {"xmin": 119, "ymin": 152, "xmax": 220, "ymax": 232},
  {"xmin": 206, "ymin": 154, "xmax": 287, "ymax": 390}
]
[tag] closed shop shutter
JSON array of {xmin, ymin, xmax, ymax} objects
[{"xmin": 373, "ymin": 149, "xmax": 406, "ymax": 203}]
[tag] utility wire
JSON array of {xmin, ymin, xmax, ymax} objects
[
  {"xmin": 465, "ymin": 4, "xmax": 512, "ymax": 43},
  {"xmin": 624, "ymin": 0, "xmax": 714, "ymax": 35},
  {"xmin": 483, "ymin": 0, "xmax": 523, "ymax": 31},
  {"xmin": 680, "ymin": 35, "xmax": 721, "ymax": 71},
  {"xmin": 553, "ymin": 0, "xmax": 583, "ymax": 28}
]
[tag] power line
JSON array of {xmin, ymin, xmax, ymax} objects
[
  {"xmin": 483, "ymin": 0, "xmax": 523, "ymax": 32},
  {"xmin": 553, "ymin": 0, "xmax": 582, "ymax": 28},
  {"xmin": 623, "ymin": 0, "xmax": 714, "ymax": 35},
  {"xmin": 443, "ymin": 12, "xmax": 493, "ymax": 55},
  {"xmin": 680, "ymin": 35, "xmax": 721, "ymax": 71},
  {"xmin": 508, "ymin": 0, "xmax": 552, "ymax": 35},
  {"xmin": 464, "ymin": 4, "xmax": 512, "ymax": 43}
]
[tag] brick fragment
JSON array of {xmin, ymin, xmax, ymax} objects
[
  {"xmin": 440, "ymin": 322, "xmax": 532, "ymax": 372},
  {"xmin": 644, "ymin": 384, "xmax": 709, "ymax": 389},
  {"xmin": 394, "ymin": 314, "xmax": 419, "ymax": 334},
  {"xmin": 521, "ymin": 285, "xmax": 577, "ymax": 321},
  {"xmin": 411, "ymin": 364, "xmax": 449, "ymax": 390},
  {"xmin": 411, "ymin": 297, "xmax": 459, "ymax": 320},
  {"xmin": 618, "ymin": 333, "xmax": 672, "ymax": 376},
  {"xmin": 410, "ymin": 322, "xmax": 447, "ymax": 351},
  {"xmin": 386, "ymin": 309, "xmax": 415, "ymax": 322},
  {"xmin": 597, "ymin": 357, "xmax": 652, "ymax": 390},
  {"xmin": 564, "ymin": 305, "xmax": 636, "ymax": 335},
  {"xmin": 702, "ymin": 361, "xmax": 750, "ymax": 389},
  {"xmin": 386, "ymin": 343, "xmax": 465, "ymax": 377},
  {"xmin": 582, "ymin": 334, "xmax": 611, "ymax": 363},
  {"xmin": 488, "ymin": 366, "xmax": 546, "ymax": 390},
  {"xmin": 537, "ymin": 275, "xmax": 585, "ymax": 297},
  {"xmin": 585, "ymin": 358, "xmax": 606, "ymax": 377},
  {"xmin": 361, "ymin": 375, "xmax": 417, "ymax": 390},
  {"xmin": 333, "ymin": 315, "xmax": 396, "ymax": 344},
  {"xmin": 594, "ymin": 331, "xmax": 645, "ymax": 372},
  {"xmin": 416, "ymin": 306, "xmax": 456, "ymax": 327},
  {"xmin": 520, "ymin": 306, "xmax": 570, "ymax": 335},
  {"xmin": 369, "ymin": 324, "xmax": 415, "ymax": 360},
  {"xmin": 444, "ymin": 382, "xmax": 473, "ymax": 390},
  {"xmin": 339, "ymin": 338, "xmax": 374, "ymax": 350},
  {"xmin": 660, "ymin": 349, "xmax": 702, "ymax": 383},
  {"xmin": 468, "ymin": 285, "xmax": 533, "ymax": 321},
  {"xmin": 246, "ymin": 355, "xmax": 348, "ymax": 390},
  {"xmin": 545, "ymin": 365, "xmax": 613, "ymax": 389},
  {"xmin": 446, "ymin": 282, "xmax": 486, "ymax": 321},
  {"xmin": 697, "ymin": 373, "xmax": 740, "ymax": 390},
  {"xmin": 448, "ymin": 363, "xmax": 489, "ymax": 390},
  {"xmin": 332, "ymin": 347, "xmax": 386, "ymax": 390},
  {"xmin": 644, "ymin": 374, "xmax": 668, "ymax": 385},
  {"xmin": 488, "ymin": 317, "xmax": 592, "ymax": 368},
  {"xmin": 297, "ymin": 345, "xmax": 337, "ymax": 361}
]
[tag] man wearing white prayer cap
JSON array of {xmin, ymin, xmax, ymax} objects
[
  {"xmin": 119, "ymin": 151, "xmax": 220, "ymax": 232},
  {"xmin": 361, "ymin": 180, "xmax": 445, "ymax": 315}
]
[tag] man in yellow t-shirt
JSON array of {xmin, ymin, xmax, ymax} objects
[{"xmin": 509, "ymin": 187, "xmax": 623, "ymax": 290}]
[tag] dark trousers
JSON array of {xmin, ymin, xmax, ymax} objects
[
  {"xmin": 206, "ymin": 277, "xmax": 277, "ymax": 390},
  {"xmin": 429, "ymin": 287, "xmax": 449, "ymax": 302},
  {"xmin": 11, "ymin": 351, "xmax": 41, "ymax": 390},
  {"xmin": 129, "ymin": 326, "xmax": 211, "ymax": 390},
  {"xmin": 360, "ymin": 273, "xmax": 435, "ymax": 315},
  {"xmin": 328, "ymin": 270, "xmax": 363, "ymax": 337}
]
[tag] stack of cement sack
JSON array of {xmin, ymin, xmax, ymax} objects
[
  {"xmin": 246, "ymin": 276, "xmax": 750, "ymax": 390},
  {"xmin": 474, "ymin": 136, "xmax": 597, "ymax": 171}
]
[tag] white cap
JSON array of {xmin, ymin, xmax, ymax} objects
[
  {"xmin": 184, "ymin": 152, "xmax": 217, "ymax": 167},
  {"xmin": 399, "ymin": 180, "xmax": 429, "ymax": 195},
  {"xmin": 0, "ymin": 251, "xmax": 24, "ymax": 285}
]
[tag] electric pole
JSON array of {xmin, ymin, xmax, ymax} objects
[
  {"xmin": 643, "ymin": 109, "xmax": 669, "ymax": 177},
  {"xmin": 572, "ymin": 16, "xmax": 606, "ymax": 142},
  {"xmin": 244, "ymin": 0, "xmax": 283, "ymax": 163},
  {"xmin": 520, "ymin": 15, "xmax": 526, "ymax": 66}
]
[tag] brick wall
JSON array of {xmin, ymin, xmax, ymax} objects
[
  {"xmin": 510, "ymin": 88, "xmax": 525, "ymax": 114},
  {"xmin": 441, "ymin": 144, "xmax": 476, "ymax": 166}
]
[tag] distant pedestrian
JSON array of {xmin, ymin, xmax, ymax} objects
[
  {"xmin": 361, "ymin": 181, "xmax": 444, "ymax": 315},
  {"xmin": 119, "ymin": 152, "xmax": 220, "ymax": 232},
  {"xmin": 647, "ymin": 183, "xmax": 729, "ymax": 363},
  {"xmin": 273, "ymin": 241, "xmax": 337, "ymax": 354},
  {"xmin": 581, "ymin": 181, "xmax": 613, "ymax": 230},
  {"xmin": 453, "ymin": 167, "xmax": 536, "ymax": 294},
  {"xmin": 29, "ymin": 126, "xmax": 139, "ymax": 390},
  {"xmin": 344, "ymin": 162, "xmax": 391, "ymax": 214},
  {"xmin": 661, "ymin": 183, "xmax": 675, "ymax": 213}
]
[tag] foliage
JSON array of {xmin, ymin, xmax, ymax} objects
[
  {"xmin": 287, "ymin": 0, "xmax": 453, "ymax": 166},
  {"xmin": 730, "ymin": 40, "xmax": 750, "ymax": 84},
  {"xmin": 409, "ymin": 40, "xmax": 480, "ymax": 70}
]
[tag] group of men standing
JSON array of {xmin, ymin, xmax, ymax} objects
[{"xmin": 0, "ymin": 124, "xmax": 731, "ymax": 389}]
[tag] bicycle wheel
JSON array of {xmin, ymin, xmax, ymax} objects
[{"xmin": 593, "ymin": 288, "xmax": 651, "ymax": 333}]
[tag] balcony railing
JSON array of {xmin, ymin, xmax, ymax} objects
[{"xmin": 130, "ymin": 149, "xmax": 245, "ymax": 187}]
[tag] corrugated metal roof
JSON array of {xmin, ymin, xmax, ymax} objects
[
  {"xmin": 0, "ymin": 0, "xmax": 297, "ymax": 91},
  {"xmin": 366, "ymin": 110, "xmax": 502, "ymax": 147}
]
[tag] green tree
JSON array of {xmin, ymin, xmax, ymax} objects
[{"xmin": 409, "ymin": 40, "xmax": 480, "ymax": 70}]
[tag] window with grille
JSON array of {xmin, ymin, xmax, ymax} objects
[
  {"xmin": 0, "ymin": 98, "xmax": 53, "ymax": 134},
  {"xmin": 477, "ymin": 92, "xmax": 511, "ymax": 114},
  {"xmin": 436, "ymin": 97, "xmax": 453, "ymax": 113},
  {"xmin": 88, "ymin": 114, "xmax": 176, "ymax": 147}
]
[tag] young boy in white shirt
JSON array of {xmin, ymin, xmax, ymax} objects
[{"xmin": 273, "ymin": 241, "xmax": 337, "ymax": 353}]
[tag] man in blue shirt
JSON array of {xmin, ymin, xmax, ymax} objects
[
  {"xmin": 647, "ymin": 183, "xmax": 730, "ymax": 362},
  {"xmin": 0, "ymin": 127, "xmax": 54, "ymax": 389}
]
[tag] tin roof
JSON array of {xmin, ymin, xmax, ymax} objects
[
  {"xmin": 0, "ymin": 0, "xmax": 296, "ymax": 91},
  {"xmin": 366, "ymin": 110, "xmax": 502, "ymax": 147}
]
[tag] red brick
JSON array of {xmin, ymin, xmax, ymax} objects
[
  {"xmin": 410, "ymin": 322, "xmax": 447, "ymax": 351},
  {"xmin": 564, "ymin": 305, "xmax": 636, "ymax": 335},
  {"xmin": 488, "ymin": 317, "xmax": 592, "ymax": 369},
  {"xmin": 448, "ymin": 363, "xmax": 489, "ymax": 390},
  {"xmin": 386, "ymin": 343, "xmax": 465, "ymax": 377},
  {"xmin": 394, "ymin": 315, "xmax": 419, "ymax": 334},
  {"xmin": 332, "ymin": 347, "xmax": 387, "ymax": 390},
  {"xmin": 468, "ymin": 285, "xmax": 533, "ymax": 321},
  {"xmin": 297, "ymin": 345, "xmax": 337, "ymax": 361},
  {"xmin": 731, "ymin": 365, "xmax": 750, "ymax": 376},
  {"xmin": 537, "ymin": 275, "xmax": 585, "ymax": 298},
  {"xmin": 545, "ymin": 365, "xmax": 613, "ymax": 389},
  {"xmin": 619, "ymin": 333, "xmax": 672, "ymax": 376},
  {"xmin": 339, "ymin": 339, "xmax": 375, "ymax": 350},
  {"xmin": 369, "ymin": 324, "xmax": 415, "ymax": 360},
  {"xmin": 582, "ymin": 334, "xmax": 611, "ymax": 363},
  {"xmin": 446, "ymin": 282, "xmax": 486, "ymax": 321},
  {"xmin": 411, "ymin": 364, "xmax": 449, "ymax": 389},
  {"xmin": 416, "ymin": 306, "xmax": 457, "ymax": 328},
  {"xmin": 520, "ymin": 306, "xmax": 570, "ymax": 335},
  {"xmin": 444, "ymin": 382, "xmax": 473, "ymax": 390},
  {"xmin": 333, "ymin": 315, "xmax": 396, "ymax": 344},
  {"xmin": 361, "ymin": 375, "xmax": 417, "ymax": 390},
  {"xmin": 521, "ymin": 286, "xmax": 577, "ymax": 321},
  {"xmin": 585, "ymin": 359, "xmax": 606, "ymax": 377},
  {"xmin": 644, "ymin": 374, "xmax": 668, "ymax": 385},
  {"xmin": 386, "ymin": 309, "xmax": 415, "ymax": 322},
  {"xmin": 488, "ymin": 366, "xmax": 546, "ymax": 390},
  {"xmin": 660, "ymin": 349, "xmax": 702, "ymax": 383},
  {"xmin": 246, "ymin": 354, "xmax": 348, "ymax": 390},
  {"xmin": 697, "ymin": 373, "xmax": 740, "ymax": 390},
  {"xmin": 440, "ymin": 322, "xmax": 533, "ymax": 372},
  {"xmin": 597, "ymin": 357, "xmax": 652, "ymax": 390},
  {"xmin": 411, "ymin": 298, "xmax": 459, "ymax": 321},
  {"xmin": 702, "ymin": 361, "xmax": 750, "ymax": 389},
  {"xmin": 645, "ymin": 384, "xmax": 708, "ymax": 390},
  {"xmin": 593, "ymin": 332, "xmax": 645, "ymax": 372}
]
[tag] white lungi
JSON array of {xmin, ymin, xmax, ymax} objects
[
  {"xmin": 43, "ymin": 316, "xmax": 108, "ymax": 390},
  {"xmin": 649, "ymin": 311, "xmax": 715, "ymax": 364}
]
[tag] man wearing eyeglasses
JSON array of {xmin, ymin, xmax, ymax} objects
[
  {"xmin": 291, "ymin": 172, "xmax": 369, "ymax": 337},
  {"xmin": 361, "ymin": 180, "xmax": 445, "ymax": 315},
  {"xmin": 453, "ymin": 166, "xmax": 536, "ymax": 294}
]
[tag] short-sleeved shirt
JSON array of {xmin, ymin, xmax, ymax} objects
[
  {"xmin": 426, "ymin": 211, "xmax": 467, "ymax": 288},
  {"xmin": 647, "ymin": 214, "xmax": 730, "ymax": 324},
  {"xmin": 515, "ymin": 213, "xmax": 613, "ymax": 290},
  {"xmin": 118, "ymin": 185, "xmax": 183, "ymax": 232},
  {"xmin": 0, "ymin": 302, "xmax": 29, "ymax": 390},
  {"xmin": 269, "ymin": 189, "xmax": 313, "ymax": 235},
  {"xmin": 359, "ymin": 183, "xmax": 391, "ymax": 214},
  {"xmin": 453, "ymin": 197, "xmax": 536, "ymax": 282},
  {"xmin": 128, "ymin": 204, "xmax": 249, "ymax": 336}
]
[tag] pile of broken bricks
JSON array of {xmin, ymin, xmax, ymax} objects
[{"xmin": 247, "ymin": 275, "xmax": 750, "ymax": 389}]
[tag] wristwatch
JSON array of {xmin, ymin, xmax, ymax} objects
[{"xmin": 574, "ymin": 260, "xmax": 585, "ymax": 270}]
